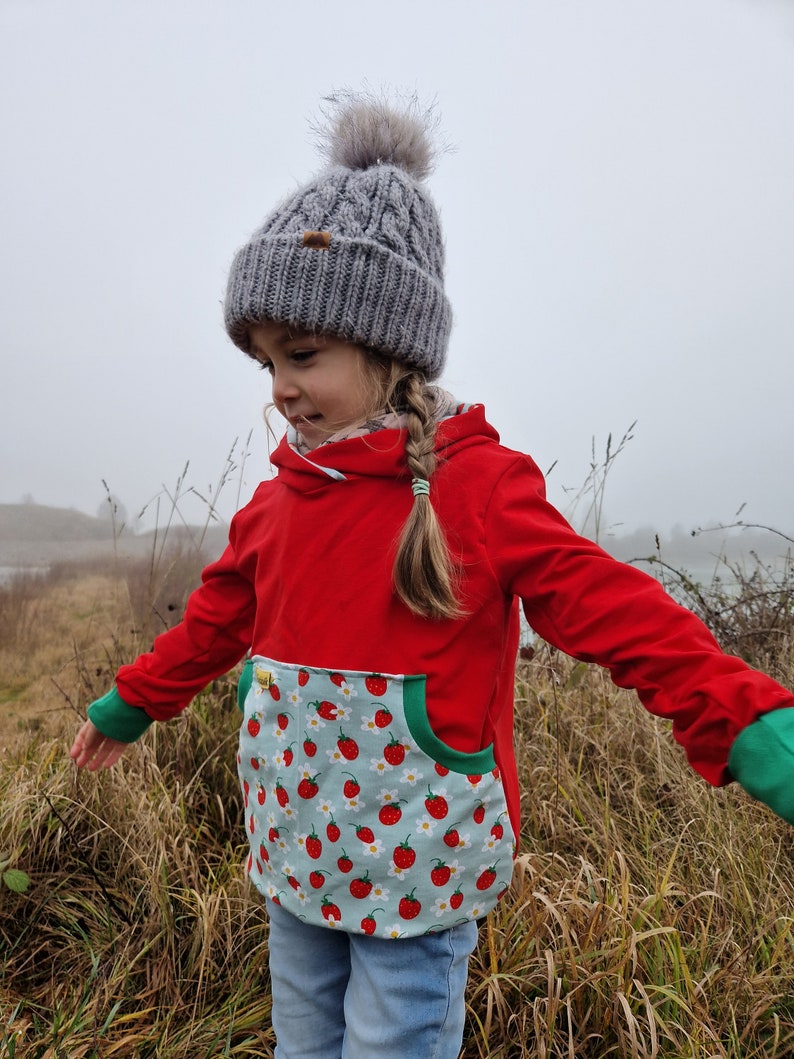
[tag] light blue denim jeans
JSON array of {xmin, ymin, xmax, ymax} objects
[{"xmin": 266, "ymin": 898, "xmax": 480, "ymax": 1058}]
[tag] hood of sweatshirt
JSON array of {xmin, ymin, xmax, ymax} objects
[{"xmin": 268, "ymin": 402, "xmax": 501, "ymax": 493}]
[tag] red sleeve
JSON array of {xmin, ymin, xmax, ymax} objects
[
  {"xmin": 115, "ymin": 538, "xmax": 257, "ymax": 721},
  {"xmin": 484, "ymin": 454, "xmax": 794, "ymax": 786}
]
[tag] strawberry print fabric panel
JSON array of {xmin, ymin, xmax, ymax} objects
[{"xmin": 237, "ymin": 657, "xmax": 516, "ymax": 938}]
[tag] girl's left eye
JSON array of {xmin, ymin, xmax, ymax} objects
[{"xmin": 291, "ymin": 350, "xmax": 316, "ymax": 364}]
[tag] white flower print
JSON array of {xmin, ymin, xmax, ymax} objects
[
  {"xmin": 326, "ymin": 746, "xmax": 345, "ymax": 765},
  {"xmin": 361, "ymin": 839, "xmax": 385, "ymax": 858},
  {"xmin": 360, "ymin": 714, "xmax": 379, "ymax": 733},
  {"xmin": 415, "ymin": 813, "xmax": 438, "ymax": 837},
  {"xmin": 433, "ymin": 897, "xmax": 452, "ymax": 917},
  {"xmin": 481, "ymin": 835, "xmax": 500, "ymax": 854},
  {"xmin": 447, "ymin": 859, "xmax": 465, "ymax": 879},
  {"xmin": 295, "ymin": 889, "xmax": 311, "ymax": 907},
  {"xmin": 454, "ymin": 833, "xmax": 472, "ymax": 851},
  {"xmin": 469, "ymin": 901, "xmax": 486, "ymax": 919},
  {"xmin": 274, "ymin": 836, "xmax": 289, "ymax": 853},
  {"xmin": 338, "ymin": 684, "xmax": 357, "ymax": 703},
  {"xmin": 282, "ymin": 861, "xmax": 296, "ymax": 878},
  {"xmin": 370, "ymin": 758, "xmax": 393, "ymax": 776},
  {"xmin": 343, "ymin": 796, "xmax": 364, "ymax": 813},
  {"xmin": 384, "ymin": 925, "xmax": 404, "ymax": 939},
  {"xmin": 387, "ymin": 861, "xmax": 410, "ymax": 881},
  {"xmin": 399, "ymin": 766, "xmax": 423, "ymax": 786},
  {"xmin": 266, "ymin": 812, "xmax": 277, "ymax": 828},
  {"xmin": 281, "ymin": 805, "xmax": 297, "ymax": 822},
  {"xmin": 317, "ymin": 799, "xmax": 336, "ymax": 818},
  {"xmin": 286, "ymin": 689, "xmax": 303, "ymax": 707},
  {"xmin": 305, "ymin": 714, "xmax": 327, "ymax": 732},
  {"xmin": 378, "ymin": 788, "xmax": 400, "ymax": 805},
  {"xmin": 334, "ymin": 703, "xmax": 353, "ymax": 722},
  {"xmin": 371, "ymin": 883, "xmax": 390, "ymax": 901}
]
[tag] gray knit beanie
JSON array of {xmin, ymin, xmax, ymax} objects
[{"xmin": 224, "ymin": 92, "xmax": 452, "ymax": 380}]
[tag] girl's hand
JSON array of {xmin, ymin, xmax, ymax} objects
[{"xmin": 70, "ymin": 719, "xmax": 130, "ymax": 770}]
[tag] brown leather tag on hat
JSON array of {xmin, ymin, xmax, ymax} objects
[{"xmin": 302, "ymin": 230, "xmax": 331, "ymax": 249}]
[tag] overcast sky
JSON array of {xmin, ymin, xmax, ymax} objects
[{"xmin": 2, "ymin": 0, "xmax": 794, "ymax": 542}]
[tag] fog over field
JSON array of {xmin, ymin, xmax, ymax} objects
[{"xmin": 2, "ymin": 0, "xmax": 794, "ymax": 538}]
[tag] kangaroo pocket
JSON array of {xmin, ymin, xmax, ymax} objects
[{"xmin": 237, "ymin": 656, "xmax": 516, "ymax": 939}]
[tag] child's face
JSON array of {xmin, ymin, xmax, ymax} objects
[{"xmin": 248, "ymin": 321, "xmax": 374, "ymax": 450}]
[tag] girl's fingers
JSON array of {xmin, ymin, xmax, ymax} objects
[{"xmin": 70, "ymin": 720, "xmax": 128, "ymax": 770}]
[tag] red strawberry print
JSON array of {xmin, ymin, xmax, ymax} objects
[
  {"xmin": 467, "ymin": 774, "xmax": 483, "ymax": 786},
  {"xmin": 398, "ymin": 890, "xmax": 422, "ymax": 920},
  {"xmin": 309, "ymin": 869, "xmax": 328, "ymax": 889},
  {"xmin": 259, "ymin": 843, "xmax": 269, "ymax": 864},
  {"xmin": 443, "ymin": 827, "xmax": 460, "ymax": 849},
  {"xmin": 283, "ymin": 743, "xmax": 295, "ymax": 767},
  {"xmin": 353, "ymin": 824, "xmax": 375, "ymax": 844},
  {"xmin": 349, "ymin": 872, "xmax": 373, "ymax": 899},
  {"xmin": 246, "ymin": 851, "xmax": 252, "ymax": 873},
  {"xmin": 434, "ymin": 763, "xmax": 450, "ymax": 777},
  {"xmin": 248, "ymin": 815, "xmax": 255, "ymax": 834},
  {"xmin": 247, "ymin": 715, "xmax": 261, "ymax": 738},
  {"xmin": 337, "ymin": 850, "xmax": 353, "ymax": 873},
  {"xmin": 257, "ymin": 783, "xmax": 267, "ymax": 806},
  {"xmin": 473, "ymin": 802, "xmax": 486, "ymax": 825},
  {"xmin": 430, "ymin": 860, "xmax": 452, "ymax": 887},
  {"xmin": 250, "ymin": 756, "xmax": 261, "ymax": 770},
  {"xmin": 329, "ymin": 672, "xmax": 345, "ymax": 687},
  {"xmin": 392, "ymin": 837, "xmax": 416, "ymax": 871},
  {"xmin": 269, "ymin": 684, "xmax": 281, "ymax": 701},
  {"xmin": 337, "ymin": 729, "xmax": 359, "ymax": 761},
  {"xmin": 450, "ymin": 887, "xmax": 464, "ymax": 910},
  {"xmin": 305, "ymin": 828, "xmax": 322, "ymax": 860},
  {"xmin": 326, "ymin": 817, "xmax": 341, "ymax": 843},
  {"xmin": 424, "ymin": 787, "xmax": 449, "ymax": 820},
  {"xmin": 298, "ymin": 774, "xmax": 320, "ymax": 800},
  {"xmin": 476, "ymin": 865, "xmax": 498, "ymax": 891},
  {"xmin": 303, "ymin": 734, "xmax": 317, "ymax": 758},
  {"xmin": 314, "ymin": 700, "xmax": 338, "ymax": 721},
  {"xmin": 343, "ymin": 774, "xmax": 360, "ymax": 798},
  {"xmin": 321, "ymin": 896, "xmax": 342, "ymax": 922},
  {"xmin": 298, "ymin": 668, "xmax": 310, "ymax": 687},
  {"xmin": 243, "ymin": 779, "xmax": 250, "ymax": 807},
  {"xmin": 373, "ymin": 706, "xmax": 393, "ymax": 729},
  {"xmin": 361, "ymin": 911, "xmax": 382, "ymax": 935},
  {"xmin": 490, "ymin": 815, "xmax": 505, "ymax": 841},
  {"xmin": 378, "ymin": 803, "xmax": 403, "ymax": 826},
  {"xmin": 384, "ymin": 735, "xmax": 407, "ymax": 766},
  {"xmin": 277, "ymin": 711, "xmax": 290, "ymax": 730},
  {"xmin": 268, "ymin": 825, "xmax": 282, "ymax": 843},
  {"xmin": 286, "ymin": 875, "xmax": 301, "ymax": 891},
  {"xmin": 365, "ymin": 674, "xmax": 388, "ymax": 696}
]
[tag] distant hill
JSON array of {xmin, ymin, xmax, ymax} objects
[{"xmin": 0, "ymin": 503, "xmax": 228, "ymax": 567}]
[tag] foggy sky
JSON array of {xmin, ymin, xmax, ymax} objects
[{"xmin": 2, "ymin": 0, "xmax": 794, "ymax": 541}]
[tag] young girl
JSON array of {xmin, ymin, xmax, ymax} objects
[{"xmin": 71, "ymin": 92, "xmax": 794, "ymax": 1058}]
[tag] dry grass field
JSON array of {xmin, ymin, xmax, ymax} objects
[{"xmin": 2, "ymin": 550, "xmax": 794, "ymax": 1058}]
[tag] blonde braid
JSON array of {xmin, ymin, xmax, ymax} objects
[{"xmin": 393, "ymin": 375, "xmax": 465, "ymax": 620}]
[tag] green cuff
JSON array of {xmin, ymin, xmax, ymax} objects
[
  {"xmin": 237, "ymin": 658, "xmax": 254, "ymax": 713},
  {"xmin": 87, "ymin": 687, "xmax": 154, "ymax": 743},
  {"xmin": 728, "ymin": 708, "xmax": 794, "ymax": 825}
]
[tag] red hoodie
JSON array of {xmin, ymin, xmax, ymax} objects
[{"xmin": 108, "ymin": 405, "xmax": 794, "ymax": 838}]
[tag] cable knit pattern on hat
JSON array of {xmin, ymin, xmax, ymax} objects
[{"xmin": 224, "ymin": 93, "xmax": 452, "ymax": 380}]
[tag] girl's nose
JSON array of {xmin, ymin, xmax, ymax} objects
[{"xmin": 270, "ymin": 367, "xmax": 300, "ymax": 404}]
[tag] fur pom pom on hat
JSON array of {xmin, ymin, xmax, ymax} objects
[{"xmin": 224, "ymin": 92, "xmax": 452, "ymax": 380}]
